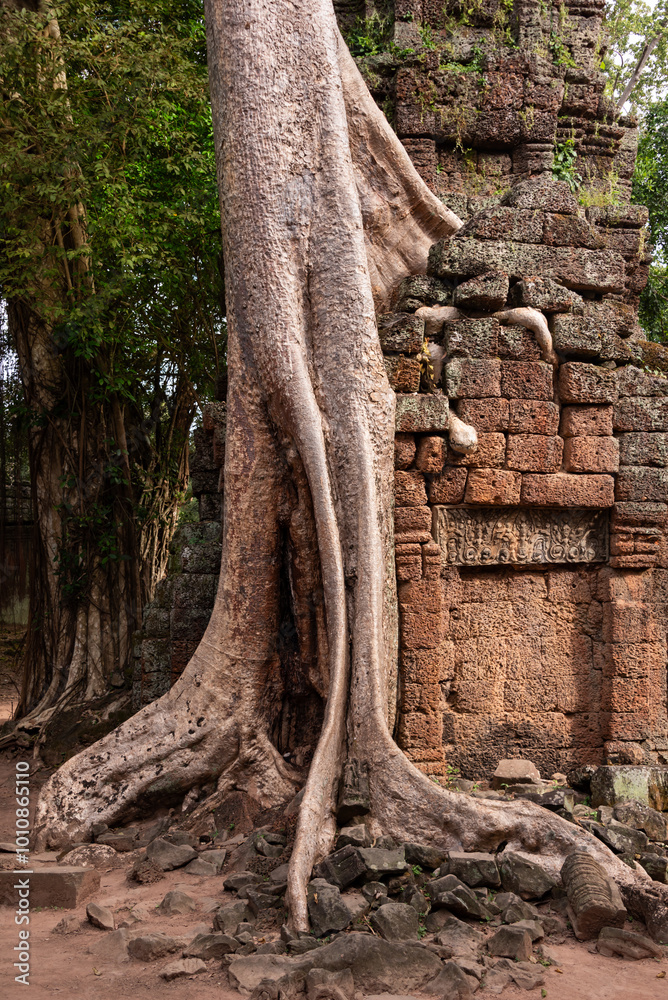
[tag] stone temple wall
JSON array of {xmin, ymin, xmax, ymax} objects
[{"xmin": 133, "ymin": 0, "xmax": 668, "ymax": 778}]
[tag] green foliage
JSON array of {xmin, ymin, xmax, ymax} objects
[
  {"xmin": 633, "ymin": 97, "xmax": 668, "ymax": 342},
  {"xmin": 343, "ymin": 13, "xmax": 394, "ymax": 58},
  {"xmin": 549, "ymin": 29, "xmax": 576, "ymax": 67},
  {"xmin": 551, "ymin": 139, "xmax": 582, "ymax": 192},
  {"xmin": 603, "ymin": 0, "xmax": 668, "ymax": 111}
]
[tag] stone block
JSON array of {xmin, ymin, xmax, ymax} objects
[
  {"xmin": 558, "ymin": 363, "xmax": 618, "ymax": 404},
  {"xmin": 448, "ymin": 432, "xmax": 506, "ymax": 467},
  {"xmin": 501, "ymin": 362, "xmax": 553, "ymax": 400},
  {"xmin": 452, "ymin": 271, "xmax": 510, "ymax": 311},
  {"xmin": 550, "ymin": 314, "xmax": 601, "ymax": 357},
  {"xmin": 398, "ymin": 712, "xmax": 444, "ymax": 753},
  {"xmin": 401, "ymin": 646, "xmax": 453, "ymax": 685},
  {"xmin": 497, "ymin": 324, "xmax": 541, "ymax": 361},
  {"xmin": 544, "ymin": 213, "xmax": 605, "ymax": 249},
  {"xmin": 395, "ymin": 471, "xmax": 428, "ymax": 507},
  {"xmin": 506, "ymin": 434, "xmax": 563, "ymax": 473},
  {"xmin": 393, "ymin": 275, "xmax": 452, "ymax": 312},
  {"xmin": 442, "ymin": 317, "xmax": 499, "ymax": 358},
  {"xmin": 586, "ymin": 205, "xmax": 649, "ymax": 228},
  {"xmin": 509, "ymin": 276, "xmax": 580, "ymax": 312},
  {"xmin": 560, "ymin": 405, "xmax": 613, "ymax": 437},
  {"xmin": 427, "ymin": 467, "xmax": 468, "ymax": 504},
  {"xmin": 384, "ymin": 356, "xmax": 421, "ymax": 393},
  {"xmin": 615, "ymin": 366, "xmax": 668, "ymax": 397},
  {"xmin": 464, "ymin": 469, "xmax": 522, "ymax": 505},
  {"xmin": 428, "ymin": 237, "xmax": 626, "ymax": 294},
  {"xmin": 396, "ymin": 395, "xmax": 450, "ymax": 432},
  {"xmin": 602, "ymin": 676, "xmax": 649, "ymax": 715},
  {"xmin": 619, "ymin": 433, "xmax": 668, "ymax": 467},
  {"xmin": 563, "ymin": 436, "xmax": 619, "ymax": 474},
  {"xmin": 520, "ymin": 474, "xmax": 615, "ymax": 507},
  {"xmin": 394, "ymin": 433, "xmax": 416, "ymax": 470},
  {"xmin": 502, "ymin": 177, "xmax": 578, "ymax": 213},
  {"xmin": 415, "ymin": 435, "xmax": 446, "ymax": 473},
  {"xmin": 456, "ymin": 398, "xmax": 509, "ymax": 432},
  {"xmin": 459, "ymin": 206, "xmax": 543, "ymax": 243},
  {"xmin": 615, "ymin": 467, "xmax": 668, "ymax": 502},
  {"xmin": 394, "ymin": 506, "xmax": 432, "ymax": 537},
  {"xmin": 508, "ymin": 399, "xmax": 559, "ymax": 434},
  {"xmin": 0, "ymin": 867, "xmax": 100, "ymax": 908},
  {"xmin": 613, "ymin": 397, "xmax": 668, "ymax": 432},
  {"xmin": 401, "ymin": 609, "xmax": 445, "ymax": 650},
  {"xmin": 444, "ymin": 358, "xmax": 501, "ymax": 399}
]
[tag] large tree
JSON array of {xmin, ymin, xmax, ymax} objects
[
  {"xmin": 0, "ymin": 1, "xmax": 223, "ymax": 724},
  {"xmin": 35, "ymin": 0, "xmax": 668, "ymax": 935}
]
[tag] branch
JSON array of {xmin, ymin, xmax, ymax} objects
[{"xmin": 616, "ymin": 21, "xmax": 668, "ymax": 109}]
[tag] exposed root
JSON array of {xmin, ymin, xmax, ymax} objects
[
  {"xmin": 494, "ymin": 307, "xmax": 559, "ymax": 366},
  {"xmin": 448, "ymin": 412, "xmax": 478, "ymax": 453},
  {"xmin": 415, "ymin": 305, "xmax": 462, "ymax": 338}
]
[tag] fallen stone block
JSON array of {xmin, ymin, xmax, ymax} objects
[
  {"xmin": 423, "ymin": 960, "xmax": 478, "ymax": 997},
  {"xmin": 307, "ymin": 879, "xmax": 352, "ymax": 937},
  {"xmin": 638, "ymin": 854, "xmax": 668, "ymax": 883},
  {"xmin": 160, "ymin": 957, "xmax": 207, "ymax": 980},
  {"xmin": 433, "ymin": 914, "xmax": 485, "ymax": 958},
  {"xmin": 368, "ymin": 901, "xmax": 419, "ymax": 941},
  {"xmin": 86, "ymin": 901, "xmax": 115, "ymax": 930},
  {"xmin": 561, "ymin": 851, "xmax": 626, "ymax": 940},
  {"xmin": 487, "ymin": 925, "xmax": 533, "ymax": 962},
  {"xmin": 492, "ymin": 758, "xmax": 541, "ymax": 789},
  {"xmin": 306, "ymin": 968, "xmax": 354, "ymax": 1000},
  {"xmin": 445, "ymin": 851, "xmax": 501, "ymax": 889},
  {"xmin": 0, "ymin": 866, "xmax": 100, "ymax": 908},
  {"xmin": 185, "ymin": 931, "xmax": 238, "ymax": 959},
  {"xmin": 158, "ymin": 889, "xmax": 196, "ymax": 915},
  {"xmin": 597, "ymin": 925, "xmax": 664, "ymax": 959},
  {"xmin": 128, "ymin": 931, "xmax": 186, "ymax": 961},
  {"xmin": 87, "ymin": 927, "xmax": 129, "ymax": 964},
  {"xmin": 145, "ymin": 837, "xmax": 197, "ymax": 871},
  {"xmin": 498, "ymin": 851, "xmax": 556, "ymax": 900},
  {"xmin": 402, "ymin": 842, "xmax": 446, "ymax": 870}
]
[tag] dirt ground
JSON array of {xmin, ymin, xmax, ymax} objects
[{"xmin": 0, "ymin": 744, "xmax": 667, "ymax": 1000}]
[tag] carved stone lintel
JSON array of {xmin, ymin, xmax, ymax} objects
[{"xmin": 433, "ymin": 505, "xmax": 608, "ymax": 567}]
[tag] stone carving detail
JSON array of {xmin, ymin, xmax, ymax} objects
[{"xmin": 433, "ymin": 505, "xmax": 608, "ymax": 567}]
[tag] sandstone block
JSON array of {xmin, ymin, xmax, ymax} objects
[
  {"xmin": 492, "ymin": 759, "xmax": 541, "ymax": 788},
  {"xmin": 558, "ymin": 363, "xmax": 618, "ymax": 404},
  {"xmin": 448, "ymin": 432, "xmax": 506, "ymax": 467},
  {"xmin": 508, "ymin": 399, "xmax": 559, "ymax": 434},
  {"xmin": 452, "ymin": 271, "xmax": 510, "ymax": 311},
  {"xmin": 561, "ymin": 852, "xmax": 626, "ymax": 941},
  {"xmin": 459, "ymin": 206, "xmax": 543, "ymax": 243},
  {"xmin": 544, "ymin": 213, "xmax": 604, "ymax": 249},
  {"xmin": 394, "ymin": 506, "xmax": 432, "ymax": 537},
  {"xmin": 509, "ymin": 276, "xmax": 580, "ymax": 312},
  {"xmin": 613, "ymin": 397, "xmax": 668, "ymax": 432},
  {"xmin": 426, "ymin": 467, "xmax": 467, "ymax": 504},
  {"xmin": 560, "ymin": 405, "xmax": 613, "ymax": 437},
  {"xmin": 415, "ymin": 435, "xmax": 446, "ymax": 473},
  {"xmin": 501, "ymin": 362, "xmax": 553, "ymax": 400},
  {"xmin": 487, "ymin": 926, "xmax": 532, "ymax": 961},
  {"xmin": 615, "ymin": 467, "xmax": 668, "ymax": 502},
  {"xmin": 520, "ymin": 474, "xmax": 615, "ymax": 507},
  {"xmin": 0, "ymin": 867, "xmax": 102, "ymax": 908},
  {"xmin": 401, "ymin": 646, "xmax": 453, "ymax": 685},
  {"xmin": 550, "ymin": 313, "xmax": 601, "ymax": 357},
  {"xmin": 444, "ymin": 358, "xmax": 501, "ymax": 399},
  {"xmin": 615, "ymin": 366, "xmax": 668, "ymax": 397},
  {"xmin": 586, "ymin": 205, "xmax": 649, "ymax": 228},
  {"xmin": 597, "ymin": 926, "xmax": 664, "ymax": 960},
  {"xmin": 401, "ymin": 609, "xmax": 445, "ymax": 650},
  {"xmin": 394, "ymin": 433, "xmax": 416, "ymax": 470},
  {"xmin": 307, "ymin": 879, "xmax": 353, "ymax": 937},
  {"xmin": 442, "ymin": 317, "xmax": 498, "ymax": 358},
  {"xmin": 464, "ymin": 469, "xmax": 521, "ymax": 505},
  {"xmin": 497, "ymin": 324, "xmax": 541, "ymax": 361},
  {"xmin": 506, "ymin": 434, "xmax": 563, "ymax": 472},
  {"xmin": 563, "ymin": 436, "xmax": 619, "ymax": 474},
  {"xmin": 384, "ymin": 356, "xmax": 421, "ymax": 393},
  {"xmin": 457, "ymin": 398, "xmax": 509, "ymax": 432},
  {"xmin": 378, "ymin": 314, "xmax": 425, "ymax": 354},
  {"xmin": 502, "ymin": 177, "xmax": 578, "ymax": 213},
  {"xmin": 602, "ymin": 675, "xmax": 649, "ymax": 714},
  {"xmin": 619, "ymin": 432, "xmax": 668, "ymax": 467},
  {"xmin": 396, "ymin": 395, "xmax": 450, "ymax": 432},
  {"xmin": 395, "ymin": 471, "xmax": 428, "ymax": 507}
]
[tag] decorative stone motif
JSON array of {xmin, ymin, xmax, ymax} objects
[{"xmin": 433, "ymin": 506, "xmax": 608, "ymax": 567}]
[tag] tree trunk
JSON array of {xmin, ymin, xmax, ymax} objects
[{"xmin": 34, "ymin": 0, "xmax": 668, "ymax": 937}]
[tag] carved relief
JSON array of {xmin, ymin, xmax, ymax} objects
[{"xmin": 433, "ymin": 506, "xmax": 608, "ymax": 567}]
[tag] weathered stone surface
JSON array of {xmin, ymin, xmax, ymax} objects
[
  {"xmin": 214, "ymin": 901, "xmax": 253, "ymax": 933},
  {"xmin": 464, "ymin": 469, "xmax": 521, "ymax": 505},
  {"xmin": 460, "ymin": 206, "xmax": 543, "ymax": 244},
  {"xmin": 614, "ymin": 396, "xmax": 668, "ymax": 432},
  {"xmin": 506, "ymin": 434, "xmax": 563, "ymax": 472},
  {"xmin": 443, "ymin": 318, "xmax": 499, "ymax": 359},
  {"xmin": 457, "ymin": 398, "xmax": 509, "ymax": 432},
  {"xmin": 561, "ymin": 852, "xmax": 627, "ymax": 941},
  {"xmin": 0, "ymin": 867, "xmax": 100, "ymax": 908},
  {"xmin": 550, "ymin": 313, "xmax": 602, "ymax": 357},
  {"xmin": 558, "ymin": 363, "xmax": 618, "ymax": 404},
  {"xmin": 501, "ymin": 361, "xmax": 553, "ymax": 400},
  {"xmin": 433, "ymin": 914, "xmax": 485, "ymax": 958},
  {"xmin": 428, "ymin": 238, "xmax": 626, "ymax": 294},
  {"xmin": 560, "ymin": 405, "xmax": 613, "ymax": 437},
  {"xmin": 385, "ymin": 356, "xmax": 422, "ymax": 393},
  {"xmin": 159, "ymin": 890, "xmax": 196, "ymax": 915},
  {"xmin": 395, "ymin": 433, "xmax": 416, "ymax": 470},
  {"xmin": 87, "ymin": 902, "xmax": 115, "ymax": 931},
  {"xmin": 160, "ymin": 958, "xmax": 207, "ymax": 980},
  {"xmin": 497, "ymin": 323, "xmax": 541, "ymax": 361},
  {"xmin": 498, "ymin": 852, "xmax": 556, "ymax": 900},
  {"xmin": 445, "ymin": 358, "xmax": 501, "ymax": 399},
  {"xmin": 493, "ymin": 759, "xmax": 541, "ymax": 788},
  {"xmin": 415, "ymin": 436, "xmax": 446, "ymax": 473},
  {"xmin": 448, "ymin": 432, "xmax": 506, "ymax": 468},
  {"xmin": 591, "ymin": 766, "xmax": 666, "ymax": 809},
  {"xmin": 228, "ymin": 934, "xmax": 441, "ymax": 993},
  {"xmin": 369, "ymin": 901, "xmax": 419, "ymax": 941},
  {"xmin": 396, "ymin": 395, "xmax": 450, "ymax": 433},
  {"xmin": 587, "ymin": 205, "xmax": 649, "ymax": 228},
  {"xmin": 508, "ymin": 399, "xmax": 559, "ymax": 434},
  {"xmin": 357, "ymin": 847, "xmax": 409, "ymax": 880},
  {"xmin": 429, "ymin": 879, "xmax": 491, "ymax": 920},
  {"xmin": 59, "ymin": 843, "xmax": 120, "ymax": 869},
  {"xmin": 509, "ymin": 276, "xmax": 580, "ymax": 312},
  {"xmin": 616, "ymin": 467, "xmax": 668, "ymax": 501},
  {"xmin": 619, "ymin": 433, "xmax": 668, "ymax": 467},
  {"xmin": 487, "ymin": 925, "xmax": 532, "ymax": 961},
  {"xmin": 597, "ymin": 926, "xmax": 664, "ymax": 959},
  {"xmin": 246, "ymin": 888, "xmax": 285, "ymax": 915},
  {"xmin": 446, "ymin": 851, "xmax": 501, "ymax": 888},
  {"xmin": 511, "ymin": 919, "xmax": 544, "ymax": 941},
  {"xmin": 313, "ymin": 845, "xmax": 367, "ymax": 889},
  {"xmin": 393, "ymin": 275, "xmax": 452, "ymax": 312},
  {"xmin": 337, "ymin": 759, "xmax": 371, "ymax": 823},
  {"xmin": 96, "ymin": 830, "xmax": 138, "ymax": 852},
  {"xmin": 185, "ymin": 932, "xmax": 238, "ymax": 959},
  {"xmin": 403, "ymin": 843, "xmax": 447, "ymax": 870},
  {"xmin": 198, "ymin": 848, "xmax": 227, "ymax": 871},
  {"xmin": 183, "ymin": 858, "xmax": 217, "ymax": 876},
  {"xmin": 307, "ymin": 879, "xmax": 353, "ymax": 937},
  {"xmin": 435, "ymin": 506, "xmax": 608, "ymax": 566},
  {"xmin": 615, "ymin": 801, "xmax": 668, "ymax": 842},
  {"xmin": 127, "ymin": 932, "xmax": 185, "ymax": 961},
  {"xmin": 427, "ymin": 467, "xmax": 468, "ymax": 504},
  {"xmin": 306, "ymin": 968, "xmax": 355, "ymax": 1000},
  {"xmin": 615, "ymin": 366, "xmax": 668, "ymax": 397},
  {"xmin": 520, "ymin": 473, "xmax": 615, "ymax": 507},
  {"xmin": 544, "ymin": 213, "xmax": 604, "ymax": 250},
  {"xmin": 502, "ymin": 178, "xmax": 578, "ymax": 213},
  {"xmin": 563, "ymin": 436, "xmax": 619, "ymax": 474},
  {"xmin": 146, "ymin": 838, "xmax": 197, "ymax": 871},
  {"xmin": 423, "ymin": 961, "xmax": 477, "ymax": 998},
  {"xmin": 638, "ymin": 854, "xmax": 668, "ymax": 883},
  {"xmin": 224, "ymin": 871, "xmax": 263, "ymax": 893},
  {"xmin": 395, "ymin": 470, "xmax": 428, "ymax": 507},
  {"xmin": 378, "ymin": 313, "xmax": 424, "ymax": 354},
  {"xmin": 453, "ymin": 271, "xmax": 510, "ymax": 311},
  {"xmin": 583, "ymin": 818, "xmax": 650, "ymax": 855},
  {"xmin": 87, "ymin": 927, "xmax": 130, "ymax": 964},
  {"xmin": 337, "ymin": 825, "xmax": 368, "ymax": 849}
]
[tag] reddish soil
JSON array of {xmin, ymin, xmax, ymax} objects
[{"xmin": 0, "ymin": 745, "xmax": 666, "ymax": 999}]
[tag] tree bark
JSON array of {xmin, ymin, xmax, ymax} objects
[{"xmin": 34, "ymin": 0, "xmax": 668, "ymax": 939}]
